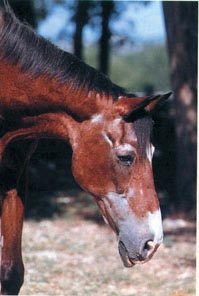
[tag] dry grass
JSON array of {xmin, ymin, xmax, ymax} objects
[{"xmin": 19, "ymin": 192, "xmax": 196, "ymax": 296}]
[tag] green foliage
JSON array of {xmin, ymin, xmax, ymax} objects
[{"xmin": 85, "ymin": 43, "xmax": 171, "ymax": 93}]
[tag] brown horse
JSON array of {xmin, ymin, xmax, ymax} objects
[{"xmin": 0, "ymin": 7, "xmax": 171, "ymax": 295}]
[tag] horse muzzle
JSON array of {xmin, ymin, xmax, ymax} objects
[{"xmin": 118, "ymin": 238, "xmax": 161, "ymax": 267}]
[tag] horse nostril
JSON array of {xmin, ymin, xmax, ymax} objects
[
  {"xmin": 144, "ymin": 240, "xmax": 156, "ymax": 252},
  {"xmin": 139, "ymin": 240, "xmax": 156, "ymax": 260}
]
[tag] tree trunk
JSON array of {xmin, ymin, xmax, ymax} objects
[
  {"xmin": 98, "ymin": 1, "xmax": 114, "ymax": 75},
  {"xmin": 73, "ymin": 1, "xmax": 91, "ymax": 60},
  {"xmin": 163, "ymin": 1, "xmax": 197, "ymax": 213}
]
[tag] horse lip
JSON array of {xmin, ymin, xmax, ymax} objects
[{"xmin": 118, "ymin": 241, "xmax": 135, "ymax": 268}]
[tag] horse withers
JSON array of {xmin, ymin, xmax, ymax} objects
[{"xmin": 0, "ymin": 7, "xmax": 171, "ymax": 295}]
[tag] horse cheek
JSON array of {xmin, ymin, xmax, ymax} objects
[{"xmin": 71, "ymin": 146, "xmax": 114, "ymax": 196}]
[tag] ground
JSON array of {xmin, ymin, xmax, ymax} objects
[{"xmin": 20, "ymin": 191, "xmax": 196, "ymax": 296}]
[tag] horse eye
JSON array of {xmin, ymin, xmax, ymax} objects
[{"xmin": 118, "ymin": 155, "xmax": 134, "ymax": 166}]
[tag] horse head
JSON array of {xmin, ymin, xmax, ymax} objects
[
  {"xmin": 64, "ymin": 92, "xmax": 171, "ymax": 267},
  {"xmin": 1, "ymin": 92, "xmax": 171, "ymax": 268}
]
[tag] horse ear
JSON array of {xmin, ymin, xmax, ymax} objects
[
  {"xmin": 144, "ymin": 92, "xmax": 172, "ymax": 112},
  {"xmin": 114, "ymin": 92, "xmax": 172, "ymax": 120}
]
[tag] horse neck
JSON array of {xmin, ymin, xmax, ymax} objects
[{"xmin": 0, "ymin": 60, "xmax": 107, "ymax": 120}]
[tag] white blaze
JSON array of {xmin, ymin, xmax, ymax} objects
[
  {"xmin": 91, "ymin": 114, "xmax": 103, "ymax": 123},
  {"xmin": 147, "ymin": 209, "xmax": 163, "ymax": 244},
  {"xmin": 146, "ymin": 144, "xmax": 155, "ymax": 163},
  {"xmin": 102, "ymin": 132, "xmax": 113, "ymax": 147}
]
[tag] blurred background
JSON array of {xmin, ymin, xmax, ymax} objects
[{"xmin": 0, "ymin": 0, "xmax": 197, "ymax": 220}]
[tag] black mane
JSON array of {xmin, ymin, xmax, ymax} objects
[{"xmin": 0, "ymin": 8, "xmax": 126, "ymax": 98}]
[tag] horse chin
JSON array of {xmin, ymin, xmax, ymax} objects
[
  {"xmin": 119, "ymin": 252, "xmax": 136, "ymax": 268},
  {"xmin": 118, "ymin": 241, "xmax": 135, "ymax": 268}
]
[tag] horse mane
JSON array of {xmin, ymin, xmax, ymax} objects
[
  {"xmin": 133, "ymin": 115, "xmax": 154, "ymax": 158},
  {"xmin": 0, "ymin": 7, "xmax": 154, "ymax": 157},
  {"xmin": 0, "ymin": 8, "xmax": 125, "ymax": 98}
]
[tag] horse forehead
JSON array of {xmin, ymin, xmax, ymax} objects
[
  {"xmin": 109, "ymin": 118, "xmax": 137, "ymax": 142},
  {"xmin": 89, "ymin": 114, "xmax": 137, "ymax": 143}
]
